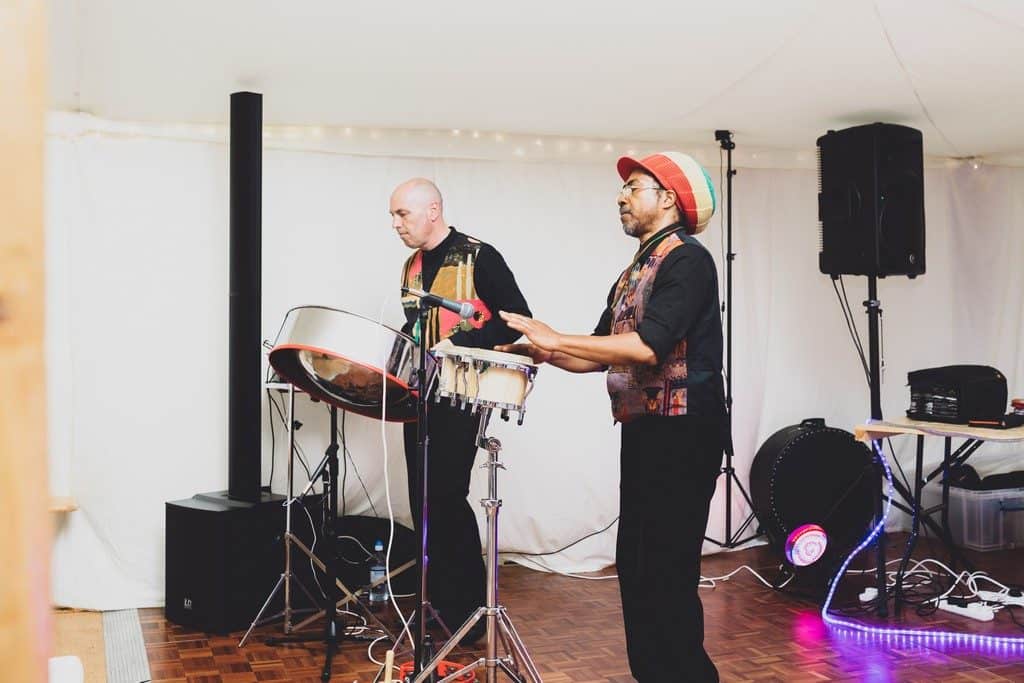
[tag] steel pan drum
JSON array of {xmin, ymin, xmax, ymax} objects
[{"xmin": 268, "ymin": 306, "xmax": 428, "ymax": 422}]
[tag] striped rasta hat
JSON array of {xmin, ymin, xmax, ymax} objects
[{"xmin": 616, "ymin": 151, "xmax": 717, "ymax": 234}]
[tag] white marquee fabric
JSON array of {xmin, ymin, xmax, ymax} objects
[
  {"xmin": 47, "ymin": 1, "xmax": 1024, "ymax": 163},
  {"xmin": 46, "ymin": 113, "xmax": 1024, "ymax": 609}
]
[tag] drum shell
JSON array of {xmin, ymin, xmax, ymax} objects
[
  {"xmin": 750, "ymin": 419, "xmax": 876, "ymax": 552},
  {"xmin": 432, "ymin": 346, "xmax": 536, "ymax": 414}
]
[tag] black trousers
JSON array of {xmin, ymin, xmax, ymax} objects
[
  {"xmin": 403, "ymin": 402, "xmax": 487, "ymax": 627},
  {"xmin": 618, "ymin": 415, "xmax": 724, "ymax": 683}
]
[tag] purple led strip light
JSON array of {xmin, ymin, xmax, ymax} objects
[{"xmin": 820, "ymin": 435, "xmax": 1024, "ymax": 647}]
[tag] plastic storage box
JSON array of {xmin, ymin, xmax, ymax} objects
[{"xmin": 919, "ymin": 484, "xmax": 1024, "ymax": 551}]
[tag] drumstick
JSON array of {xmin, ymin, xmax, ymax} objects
[{"xmin": 383, "ymin": 649, "xmax": 394, "ymax": 683}]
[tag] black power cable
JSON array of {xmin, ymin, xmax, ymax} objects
[
  {"xmin": 266, "ymin": 389, "xmax": 276, "ymax": 491},
  {"xmin": 517, "ymin": 517, "xmax": 619, "ymax": 558},
  {"xmin": 832, "ymin": 275, "xmax": 915, "ymax": 495}
]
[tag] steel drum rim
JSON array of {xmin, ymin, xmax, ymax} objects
[
  {"xmin": 271, "ymin": 342, "xmax": 412, "ymax": 392},
  {"xmin": 268, "ymin": 305, "xmax": 423, "ymax": 422},
  {"xmin": 280, "ymin": 304, "xmax": 412, "ymax": 342}
]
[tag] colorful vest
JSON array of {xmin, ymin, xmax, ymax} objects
[
  {"xmin": 606, "ymin": 231, "xmax": 689, "ymax": 422},
  {"xmin": 400, "ymin": 238, "xmax": 491, "ymax": 348}
]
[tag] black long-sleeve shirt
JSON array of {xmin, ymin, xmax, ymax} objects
[{"xmin": 402, "ymin": 227, "xmax": 531, "ymax": 350}]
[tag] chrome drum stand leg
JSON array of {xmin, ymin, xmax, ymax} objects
[
  {"xmin": 240, "ymin": 384, "xmax": 319, "ymax": 646},
  {"xmin": 414, "ymin": 408, "xmax": 542, "ymax": 683}
]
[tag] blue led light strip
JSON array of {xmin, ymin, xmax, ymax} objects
[{"xmin": 820, "ymin": 437, "xmax": 1024, "ymax": 648}]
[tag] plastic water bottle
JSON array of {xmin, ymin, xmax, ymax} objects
[{"xmin": 368, "ymin": 540, "xmax": 388, "ymax": 607}]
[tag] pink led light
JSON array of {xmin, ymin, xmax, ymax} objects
[
  {"xmin": 821, "ymin": 436, "xmax": 1024, "ymax": 649},
  {"xmin": 786, "ymin": 524, "xmax": 828, "ymax": 566}
]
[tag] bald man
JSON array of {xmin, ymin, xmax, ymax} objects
[{"xmin": 389, "ymin": 178, "xmax": 531, "ymax": 642}]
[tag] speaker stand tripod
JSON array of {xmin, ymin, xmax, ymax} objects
[
  {"xmin": 412, "ymin": 407, "xmax": 542, "ymax": 683},
  {"xmin": 704, "ymin": 129, "xmax": 762, "ymax": 549},
  {"xmin": 864, "ymin": 277, "xmax": 889, "ymax": 617}
]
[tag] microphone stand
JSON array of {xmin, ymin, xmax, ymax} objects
[
  {"xmin": 400, "ymin": 286, "xmax": 477, "ymax": 678},
  {"xmin": 412, "ymin": 300, "xmax": 431, "ymax": 679},
  {"xmin": 406, "ymin": 297, "xmax": 454, "ymax": 680}
]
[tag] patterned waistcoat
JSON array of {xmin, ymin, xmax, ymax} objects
[
  {"xmin": 606, "ymin": 231, "xmax": 690, "ymax": 422},
  {"xmin": 400, "ymin": 238, "xmax": 491, "ymax": 348}
]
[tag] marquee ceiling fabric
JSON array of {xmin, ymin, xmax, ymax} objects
[{"xmin": 48, "ymin": 0, "xmax": 1024, "ymax": 162}]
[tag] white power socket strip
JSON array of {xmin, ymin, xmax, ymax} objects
[
  {"xmin": 976, "ymin": 589, "xmax": 1024, "ymax": 607},
  {"xmin": 935, "ymin": 598, "xmax": 995, "ymax": 622}
]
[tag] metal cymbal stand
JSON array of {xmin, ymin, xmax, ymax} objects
[{"xmin": 414, "ymin": 407, "xmax": 542, "ymax": 683}]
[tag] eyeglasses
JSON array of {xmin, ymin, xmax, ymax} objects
[{"xmin": 619, "ymin": 183, "xmax": 664, "ymax": 197}]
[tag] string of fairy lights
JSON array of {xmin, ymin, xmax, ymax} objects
[
  {"xmin": 49, "ymin": 111, "xmax": 970, "ymax": 170},
  {"xmin": 48, "ymin": 112, "xmax": 1002, "ymax": 169}
]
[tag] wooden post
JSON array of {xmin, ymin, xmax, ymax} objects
[{"xmin": 0, "ymin": 1, "xmax": 50, "ymax": 681}]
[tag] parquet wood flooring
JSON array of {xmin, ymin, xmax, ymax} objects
[{"xmin": 141, "ymin": 534, "xmax": 1024, "ymax": 682}]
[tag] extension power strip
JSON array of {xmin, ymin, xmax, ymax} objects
[
  {"xmin": 936, "ymin": 598, "xmax": 995, "ymax": 622},
  {"xmin": 976, "ymin": 589, "xmax": 1024, "ymax": 607}
]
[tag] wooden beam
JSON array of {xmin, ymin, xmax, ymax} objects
[{"xmin": 0, "ymin": 1, "xmax": 50, "ymax": 681}]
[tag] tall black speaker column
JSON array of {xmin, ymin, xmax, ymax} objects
[
  {"xmin": 166, "ymin": 92, "xmax": 285, "ymax": 632},
  {"xmin": 229, "ymin": 91, "xmax": 263, "ymax": 503}
]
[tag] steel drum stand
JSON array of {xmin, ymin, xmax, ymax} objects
[
  {"xmin": 240, "ymin": 384, "xmax": 406, "ymax": 653},
  {"xmin": 257, "ymin": 404, "xmax": 346, "ymax": 681},
  {"xmin": 239, "ymin": 383, "xmax": 318, "ymax": 645},
  {"xmin": 413, "ymin": 407, "xmax": 542, "ymax": 683}
]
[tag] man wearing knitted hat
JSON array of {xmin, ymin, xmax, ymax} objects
[{"xmin": 499, "ymin": 152, "xmax": 726, "ymax": 682}]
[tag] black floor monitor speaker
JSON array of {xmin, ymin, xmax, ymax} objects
[
  {"xmin": 166, "ymin": 491, "xmax": 415, "ymax": 635},
  {"xmin": 818, "ymin": 122, "xmax": 925, "ymax": 278},
  {"xmin": 165, "ymin": 491, "xmax": 286, "ymax": 633}
]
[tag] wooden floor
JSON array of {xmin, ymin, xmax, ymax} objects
[
  {"xmin": 53, "ymin": 609, "xmax": 106, "ymax": 683},
  {"xmin": 142, "ymin": 534, "xmax": 1024, "ymax": 682}
]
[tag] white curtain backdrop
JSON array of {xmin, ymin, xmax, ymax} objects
[{"xmin": 46, "ymin": 114, "xmax": 1024, "ymax": 609}]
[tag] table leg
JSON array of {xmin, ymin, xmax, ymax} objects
[{"xmin": 894, "ymin": 435, "xmax": 925, "ymax": 613}]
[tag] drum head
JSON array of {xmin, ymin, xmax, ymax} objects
[
  {"xmin": 435, "ymin": 345, "xmax": 536, "ymax": 368},
  {"xmin": 269, "ymin": 306, "xmax": 431, "ymax": 422}
]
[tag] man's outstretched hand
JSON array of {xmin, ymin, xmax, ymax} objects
[
  {"xmin": 495, "ymin": 342, "xmax": 553, "ymax": 364},
  {"xmin": 499, "ymin": 311, "xmax": 561, "ymax": 352}
]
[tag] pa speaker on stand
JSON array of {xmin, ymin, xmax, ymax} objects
[
  {"xmin": 818, "ymin": 122, "xmax": 925, "ymax": 279},
  {"xmin": 817, "ymin": 122, "xmax": 927, "ymax": 616}
]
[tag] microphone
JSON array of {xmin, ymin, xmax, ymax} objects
[{"xmin": 402, "ymin": 287, "xmax": 477, "ymax": 319}]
